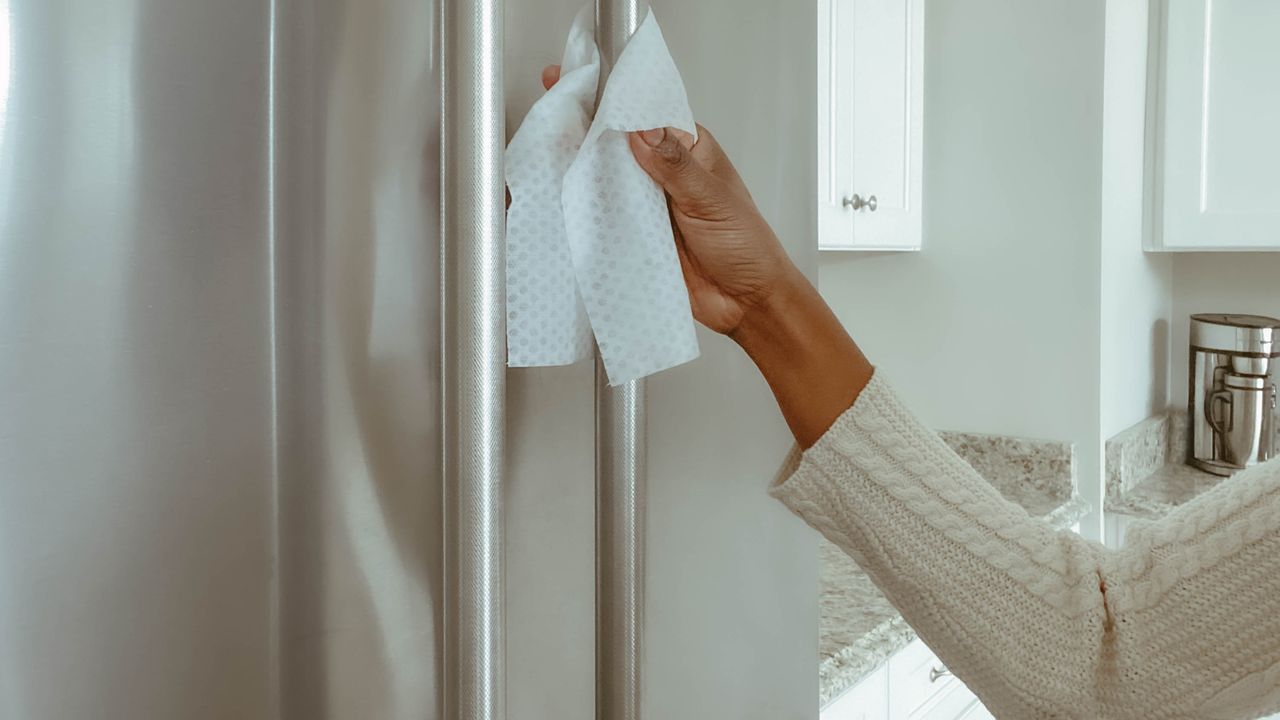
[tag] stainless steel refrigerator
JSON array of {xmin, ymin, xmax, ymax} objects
[{"xmin": 0, "ymin": 0, "xmax": 817, "ymax": 718}]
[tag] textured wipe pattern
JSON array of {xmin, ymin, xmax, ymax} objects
[
  {"xmin": 771, "ymin": 371, "xmax": 1280, "ymax": 719},
  {"xmin": 505, "ymin": 5, "xmax": 597, "ymax": 367},
  {"xmin": 561, "ymin": 10, "xmax": 699, "ymax": 385},
  {"xmin": 505, "ymin": 7, "xmax": 699, "ymax": 385}
]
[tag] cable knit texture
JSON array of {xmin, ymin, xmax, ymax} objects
[{"xmin": 772, "ymin": 372, "xmax": 1280, "ymax": 719}]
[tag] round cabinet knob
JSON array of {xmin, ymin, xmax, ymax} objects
[
  {"xmin": 842, "ymin": 194, "xmax": 879, "ymax": 212},
  {"xmin": 929, "ymin": 666, "xmax": 952, "ymax": 683}
]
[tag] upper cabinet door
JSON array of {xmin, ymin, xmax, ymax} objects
[
  {"xmin": 818, "ymin": 0, "xmax": 924, "ymax": 251},
  {"xmin": 1151, "ymin": 0, "xmax": 1280, "ymax": 250}
]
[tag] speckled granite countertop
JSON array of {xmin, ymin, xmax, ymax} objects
[
  {"xmin": 1104, "ymin": 411, "xmax": 1230, "ymax": 520},
  {"xmin": 818, "ymin": 431, "xmax": 1087, "ymax": 706}
]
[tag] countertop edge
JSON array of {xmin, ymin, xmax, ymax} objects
[{"xmin": 1105, "ymin": 410, "xmax": 1227, "ymax": 521}]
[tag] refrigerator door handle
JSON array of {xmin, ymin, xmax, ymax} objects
[
  {"xmin": 594, "ymin": 4, "xmax": 650, "ymax": 720},
  {"xmin": 442, "ymin": 0, "xmax": 506, "ymax": 717}
]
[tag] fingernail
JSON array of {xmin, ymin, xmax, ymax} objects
[{"xmin": 640, "ymin": 128, "xmax": 665, "ymax": 147}]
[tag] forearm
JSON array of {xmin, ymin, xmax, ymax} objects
[
  {"xmin": 769, "ymin": 360, "xmax": 1280, "ymax": 717},
  {"xmin": 770, "ymin": 371, "xmax": 1111, "ymax": 715},
  {"xmin": 729, "ymin": 266, "xmax": 874, "ymax": 448}
]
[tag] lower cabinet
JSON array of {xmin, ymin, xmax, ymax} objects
[
  {"xmin": 821, "ymin": 639, "xmax": 993, "ymax": 720},
  {"xmin": 823, "ymin": 637, "xmax": 1280, "ymax": 720},
  {"xmin": 822, "ymin": 665, "xmax": 888, "ymax": 720}
]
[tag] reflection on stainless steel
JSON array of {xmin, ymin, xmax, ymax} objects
[
  {"xmin": 1, "ymin": 2, "xmax": 274, "ymax": 717},
  {"xmin": 441, "ymin": 0, "xmax": 505, "ymax": 718},
  {"xmin": 594, "ymin": 2, "xmax": 648, "ymax": 720},
  {"xmin": 595, "ymin": 0, "xmax": 645, "ymax": 86},
  {"xmin": 0, "ymin": 0, "xmax": 820, "ymax": 717},
  {"xmin": 1, "ymin": 4, "xmax": 10, "ymax": 125},
  {"xmin": 0, "ymin": 0, "xmax": 442, "ymax": 718},
  {"xmin": 595, "ymin": 355, "xmax": 646, "ymax": 720},
  {"xmin": 272, "ymin": 1, "xmax": 442, "ymax": 718}
]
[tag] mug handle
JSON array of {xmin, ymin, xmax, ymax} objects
[{"xmin": 1207, "ymin": 389, "xmax": 1234, "ymax": 436}]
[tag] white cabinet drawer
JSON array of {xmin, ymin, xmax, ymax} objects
[
  {"xmin": 913, "ymin": 677, "xmax": 984, "ymax": 720},
  {"xmin": 886, "ymin": 639, "xmax": 957, "ymax": 718},
  {"xmin": 822, "ymin": 665, "xmax": 889, "ymax": 720},
  {"xmin": 822, "ymin": 638, "xmax": 993, "ymax": 720},
  {"xmin": 955, "ymin": 698, "xmax": 996, "ymax": 720}
]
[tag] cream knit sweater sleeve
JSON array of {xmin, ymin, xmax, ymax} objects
[{"xmin": 772, "ymin": 372, "xmax": 1280, "ymax": 719}]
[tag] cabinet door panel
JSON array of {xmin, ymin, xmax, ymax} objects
[
  {"xmin": 818, "ymin": 0, "xmax": 923, "ymax": 251},
  {"xmin": 1158, "ymin": 0, "xmax": 1280, "ymax": 249},
  {"xmin": 850, "ymin": 0, "xmax": 922, "ymax": 250},
  {"xmin": 818, "ymin": 0, "xmax": 857, "ymax": 249}
]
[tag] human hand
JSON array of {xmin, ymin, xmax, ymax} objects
[
  {"xmin": 539, "ymin": 64, "xmax": 803, "ymax": 337},
  {"xmin": 537, "ymin": 65, "xmax": 870, "ymax": 446}
]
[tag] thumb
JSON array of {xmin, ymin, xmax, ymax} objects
[{"xmin": 628, "ymin": 128, "xmax": 729, "ymax": 218}]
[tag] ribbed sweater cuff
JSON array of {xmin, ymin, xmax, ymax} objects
[{"xmin": 768, "ymin": 369, "xmax": 891, "ymax": 502}]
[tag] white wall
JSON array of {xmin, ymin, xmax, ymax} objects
[
  {"xmin": 1100, "ymin": 0, "xmax": 1173, "ymax": 439},
  {"xmin": 1170, "ymin": 255, "xmax": 1280, "ymax": 407},
  {"xmin": 818, "ymin": 0, "xmax": 1108, "ymax": 538}
]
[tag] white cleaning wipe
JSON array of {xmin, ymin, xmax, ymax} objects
[{"xmin": 505, "ymin": 5, "xmax": 700, "ymax": 386}]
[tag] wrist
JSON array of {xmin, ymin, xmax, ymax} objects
[
  {"xmin": 729, "ymin": 264, "xmax": 814, "ymax": 357},
  {"xmin": 729, "ymin": 263, "xmax": 874, "ymax": 448}
]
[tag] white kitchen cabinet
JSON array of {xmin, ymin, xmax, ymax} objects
[
  {"xmin": 823, "ymin": 665, "xmax": 889, "ymax": 720},
  {"xmin": 955, "ymin": 702, "xmax": 996, "ymax": 720},
  {"xmin": 1147, "ymin": 0, "xmax": 1280, "ymax": 250},
  {"xmin": 821, "ymin": 639, "xmax": 991, "ymax": 720},
  {"xmin": 817, "ymin": 0, "xmax": 924, "ymax": 251}
]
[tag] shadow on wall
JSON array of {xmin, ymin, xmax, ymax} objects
[{"xmin": 1150, "ymin": 317, "xmax": 1169, "ymax": 415}]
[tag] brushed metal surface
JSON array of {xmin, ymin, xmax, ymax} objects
[
  {"xmin": 0, "ymin": 1, "xmax": 444, "ymax": 718},
  {"xmin": 1189, "ymin": 313, "xmax": 1280, "ymax": 357},
  {"xmin": 0, "ymin": 2, "xmax": 276, "ymax": 716},
  {"xmin": 441, "ymin": 0, "xmax": 506, "ymax": 717},
  {"xmin": 2, "ymin": 0, "xmax": 820, "ymax": 717},
  {"xmin": 596, "ymin": 357, "xmax": 646, "ymax": 720},
  {"xmin": 502, "ymin": 1, "xmax": 818, "ymax": 716},
  {"xmin": 595, "ymin": 0, "xmax": 646, "ymax": 87},
  {"xmin": 271, "ymin": 1, "xmax": 443, "ymax": 718},
  {"xmin": 594, "ymin": 2, "xmax": 649, "ymax": 719}
]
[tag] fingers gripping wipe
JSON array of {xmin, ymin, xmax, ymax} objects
[
  {"xmin": 505, "ymin": 3, "xmax": 700, "ymax": 385},
  {"xmin": 629, "ymin": 128, "xmax": 729, "ymax": 220}
]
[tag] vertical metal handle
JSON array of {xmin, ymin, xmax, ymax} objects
[
  {"xmin": 442, "ymin": 0, "xmax": 505, "ymax": 717},
  {"xmin": 595, "ymin": 3, "xmax": 649, "ymax": 720},
  {"xmin": 596, "ymin": 361, "xmax": 645, "ymax": 720}
]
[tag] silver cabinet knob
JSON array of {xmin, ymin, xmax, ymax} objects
[
  {"xmin": 842, "ymin": 194, "xmax": 878, "ymax": 212},
  {"xmin": 929, "ymin": 666, "xmax": 952, "ymax": 683}
]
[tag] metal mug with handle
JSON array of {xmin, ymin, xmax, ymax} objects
[{"xmin": 1206, "ymin": 373, "xmax": 1273, "ymax": 467}]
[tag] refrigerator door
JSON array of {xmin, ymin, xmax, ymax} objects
[
  {"xmin": 1, "ymin": 0, "xmax": 814, "ymax": 716},
  {"xmin": 0, "ymin": 1, "xmax": 442, "ymax": 718},
  {"xmin": 272, "ymin": 0, "xmax": 442, "ymax": 718},
  {"xmin": 503, "ymin": 2, "xmax": 819, "ymax": 718}
]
